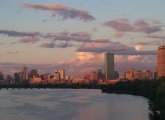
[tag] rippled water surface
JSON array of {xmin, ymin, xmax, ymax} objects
[{"xmin": 0, "ymin": 89, "xmax": 149, "ymax": 120}]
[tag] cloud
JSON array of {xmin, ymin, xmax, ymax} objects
[
  {"xmin": 114, "ymin": 50, "xmax": 156, "ymax": 55},
  {"xmin": 134, "ymin": 44, "xmax": 142, "ymax": 51},
  {"xmin": 104, "ymin": 18, "xmax": 161, "ymax": 34},
  {"xmin": 77, "ymin": 42, "xmax": 156, "ymax": 55},
  {"xmin": 19, "ymin": 37, "xmax": 40, "ymax": 43},
  {"xmin": 40, "ymin": 42, "xmax": 74, "ymax": 48},
  {"xmin": 115, "ymin": 32, "xmax": 124, "ymax": 38},
  {"xmin": 44, "ymin": 31, "xmax": 111, "ymax": 43},
  {"xmin": 0, "ymin": 29, "xmax": 39, "ymax": 37},
  {"xmin": 77, "ymin": 42, "xmax": 133, "ymax": 53},
  {"xmin": 0, "ymin": 42, "xmax": 5, "ymax": 45},
  {"xmin": 134, "ymin": 19, "xmax": 161, "ymax": 34},
  {"xmin": 22, "ymin": 3, "xmax": 95, "ymax": 22},
  {"xmin": 7, "ymin": 51, "xmax": 19, "ymax": 55},
  {"xmin": 104, "ymin": 20, "xmax": 134, "ymax": 32},
  {"xmin": 136, "ymin": 40, "xmax": 163, "ymax": 46},
  {"xmin": 147, "ymin": 35, "xmax": 165, "ymax": 40},
  {"xmin": 76, "ymin": 52, "xmax": 95, "ymax": 61}
]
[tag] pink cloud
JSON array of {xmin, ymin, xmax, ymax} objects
[
  {"xmin": 114, "ymin": 17, "xmax": 129, "ymax": 23},
  {"xmin": 77, "ymin": 42, "xmax": 133, "ymax": 53},
  {"xmin": 104, "ymin": 18, "xmax": 162, "ymax": 34},
  {"xmin": 104, "ymin": 20, "xmax": 134, "ymax": 32},
  {"xmin": 22, "ymin": 3, "xmax": 95, "ymax": 22},
  {"xmin": 77, "ymin": 42, "xmax": 156, "ymax": 55},
  {"xmin": 115, "ymin": 32, "xmax": 124, "ymax": 38},
  {"xmin": 134, "ymin": 19, "xmax": 161, "ymax": 34}
]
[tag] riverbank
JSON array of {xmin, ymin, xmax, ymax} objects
[
  {"xmin": 0, "ymin": 84, "xmax": 100, "ymax": 89},
  {"xmin": 101, "ymin": 78, "xmax": 165, "ymax": 120}
]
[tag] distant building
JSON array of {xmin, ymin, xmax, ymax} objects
[
  {"xmin": 5, "ymin": 75, "xmax": 12, "ymax": 84},
  {"xmin": 83, "ymin": 74, "xmax": 90, "ymax": 80},
  {"xmin": 153, "ymin": 67, "xmax": 158, "ymax": 79},
  {"xmin": 0, "ymin": 72, "xmax": 4, "ymax": 80},
  {"xmin": 97, "ymin": 69, "xmax": 104, "ymax": 80},
  {"xmin": 143, "ymin": 70, "xmax": 153, "ymax": 79},
  {"xmin": 134, "ymin": 70, "xmax": 153, "ymax": 79},
  {"xmin": 134, "ymin": 71, "xmax": 142, "ymax": 78},
  {"xmin": 30, "ymin": 77, "xmax": 41, "ymax": 84},
  {"xmin": 43, "ymin": 73, "xmax": 50, "ymax": 81},
  {"xmin": 104, "ymin": 52, "xmax": 115, "ymax": 80},
  {"xmin": 14, "ymin": 72, "xmax": 21, "ymax": 84},
  {"xmin": 58, "ymin": 69, "xmax": 65, "ymax": 79},
  {"xmin": 54, "ymin": 72, "xmax": 60, "ymax": 83},
  {"xmin": 114, "ymin": 71, "xmax": 119, "ymax": 79},
  {"xmin": 89, "ymin": 71, "xmax": 98, "ymax": 81},
  {"xmin": 124, "ymin": 68, "xmax": 134, "ymax": 80},
  {"xmin": 22, "ymin": 66, "xmax": 29, "ymax": 80},
  {"xmin": 29, "ymin": 69, "xmax": 38, "ymax": 78},
  {"xmin": 157, "ymin": 45, "xmax": 165, "ymax": 77},
  {"xmin": 124, "ymin": 68, "xmax": 153, "ymax": 80}
]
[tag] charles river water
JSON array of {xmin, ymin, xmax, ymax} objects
[{"xmin": 0, "ymin": 89, "xmax": 149, "ymax": 120}]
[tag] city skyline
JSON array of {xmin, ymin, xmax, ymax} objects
[{"xmin": 0, "ymin": 0, "xmax": 165, "ymax": 74}]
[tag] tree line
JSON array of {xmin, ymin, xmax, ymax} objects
[{"xmin": 101, "ymin": 78, "xmax": 165, "ymax": 120}]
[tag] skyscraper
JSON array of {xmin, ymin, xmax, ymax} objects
[
  {"xmin": 104, "ymin": 52, "xmax": 115, "ymax": 80},
  {"xmin": 157, "ymin": 45, "xmax": 165, "ymax": 77},
  {"xmin": 22, "ymin": 66, "xmax": 29, "ymax": 80},
  {"xmin": 58, "ymin": 69, "xmax": 65, "ymax": 79},
  {"xmin": 54, "ymin": 72, "xmax": 60, "ymax": 82}
]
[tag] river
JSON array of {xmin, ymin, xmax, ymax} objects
[{"xmin": 0, "ymin": 89, "xmax": 149, "ymax": 120}]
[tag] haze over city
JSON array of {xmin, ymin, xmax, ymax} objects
[{"xmin": 0, "ymin": 0, "xmax": 165, "ymax": 75}]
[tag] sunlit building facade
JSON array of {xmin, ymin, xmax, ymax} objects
[
  {"xmin": 125, "ymin": 68, "xmax": 134, "ymax": 80},
  {"xmin": 157, "ymin": 45, "xmax": 165, "ymax": 77},
  {"xmin": 54, "ymin": 72, "xmax": 61, "ymax": 83},
  {"xmin": 58, "ymin": 69, "xmax": 65, "ymax": 79}
]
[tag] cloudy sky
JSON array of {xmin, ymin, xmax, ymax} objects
[{"xmin": 0, "ymin": 0, "xmax": 165, "ymax": 75}]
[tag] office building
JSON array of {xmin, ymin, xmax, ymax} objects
[
  {"xmin": 104, "ymin": 52, "xmax": 115, "ymax": 80},
  {"xmin": 125, "ymin": 68, "xmax": 134, "ymax": 80},
  {"xmin": 0, "ymin": 72, "xmax": 4, "ymax": 80},
  {"xmin": 90, "ymin": 71, "xmax": 98, "ymax": 81},
  {"xmin": 43, "ymin": 73, "xmax": 50, "ymax": 81},
  {"xmin": 14, "ymin": 72, "xmax": 21, "ymax": 84},
  {"xmin": 29, "ymin": 69, "xmax": 38, "ymax": 78},
  {"xmin": 22, "ymin": 66, "xmax": 29, "ymax": 80},
  {"xmin": 157, "ymin": 45, "xmax": 165, "ymax": 77},
  {"xmin": 58, "ymin": 69, "xmax": 65, "ymax": 79},
  {"xmin": 54, "ymin": 72, "xmax": 61, "ymax": 82},
  {"xmin": 134, "ymin": 70, "xmax": 153, "ymax": 79}
]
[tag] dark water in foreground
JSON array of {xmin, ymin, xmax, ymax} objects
[{"xmin": 0, "ymin": 89, "xmax": 149, "ymax": 120}]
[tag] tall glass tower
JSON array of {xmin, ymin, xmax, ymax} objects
[{"xmin": 104, "ymin": 52, "xmax": 115, "ymax": 80}]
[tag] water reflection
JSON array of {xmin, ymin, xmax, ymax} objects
[{"xmin": 0, "ymin": 89, "xmax": 149, "ymax": 120}]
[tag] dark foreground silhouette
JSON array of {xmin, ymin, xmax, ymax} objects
[{"xmin": 101, "ymin": 78, "xmax": 165, "ymax": 120}]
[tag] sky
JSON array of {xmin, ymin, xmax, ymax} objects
[{"xmin": 0, "ymin": 0, "xmax": 165, "ymax": 75}]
